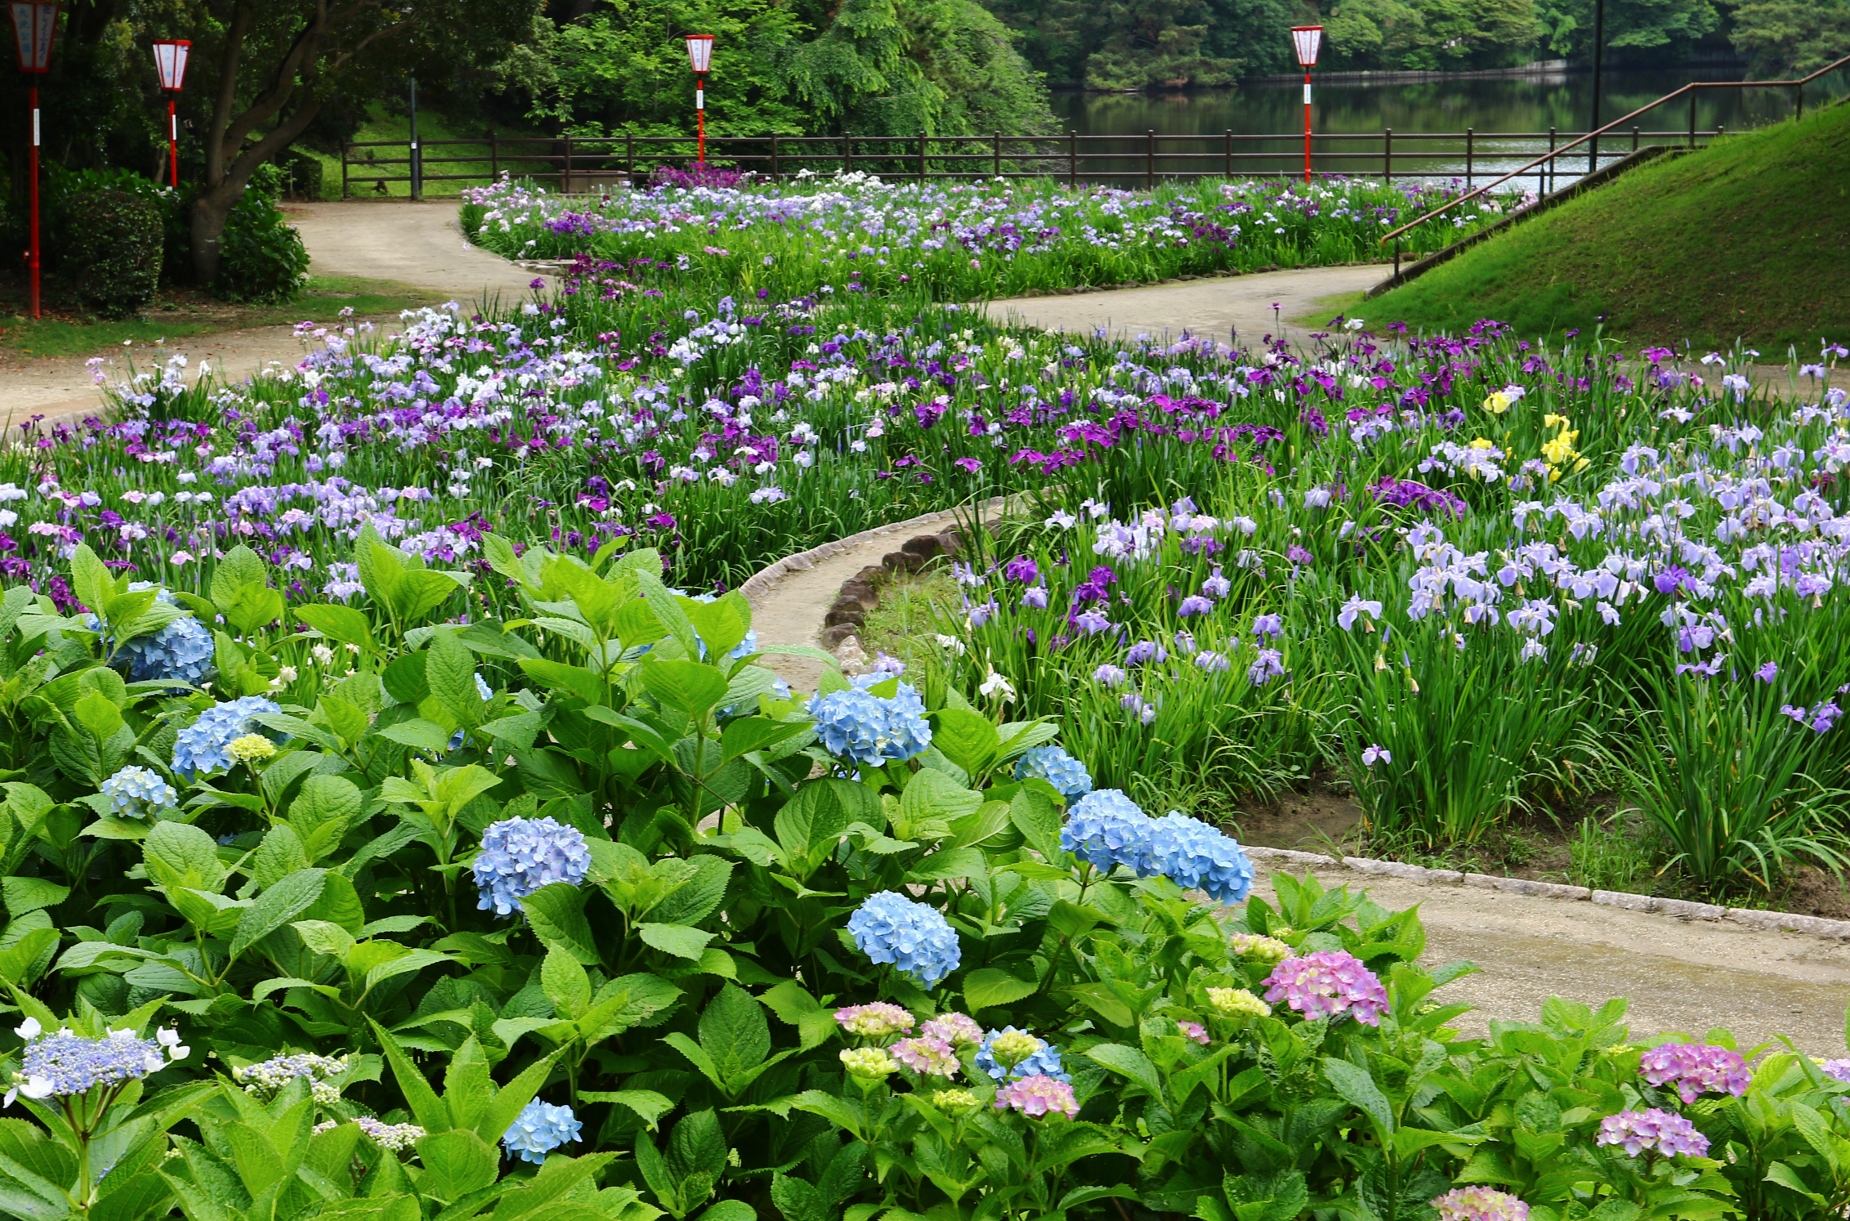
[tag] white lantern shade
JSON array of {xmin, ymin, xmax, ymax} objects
[
  {"xmin": 1290, "ymin": 25, "xmax": 1322, "ymax": 69},
  {"xmin": 684, "ymin": 33, "xmax": 713, "ymax": 74},
  {"xmin": 153, "ymin": 38, "xmax": 190, "ymax": 91},
  {"xmin": 9, "ymin": 1, "xmax": 59, "ymax": 73}
]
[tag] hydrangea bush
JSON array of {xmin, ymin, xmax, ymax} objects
[{"xmin": 0, "ymin": 534, "xmax": 1844, "ymax": 1221}]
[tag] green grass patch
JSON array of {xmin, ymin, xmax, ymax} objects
[
  {"xmin": 1368, "ymin": 102, "xmax": 1850, "ymax": 351},
  {"xmin": 318, "ymin": 105, "xmax": 558, "ymax": 200},
  {"xmin": 0, "ymin": 274, "xmax": 434, "ymax": 360}
]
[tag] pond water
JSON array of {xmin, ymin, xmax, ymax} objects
[{"xmin": 1044, "ymin": 66, "xmax": 1850, "ymax": 187}]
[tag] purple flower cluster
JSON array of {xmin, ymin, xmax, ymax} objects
[
  {"xmin": 1261, "ymin": 951, "xmax": 1390, "ymax": 1025},
  {"xmin": 1596, "ymin": 1108, "xmax": 1710, "ymax": 1159},
  {"xmin": 1638, "ymin": 1042, "xmax": 1750, "ymax": 1103}
]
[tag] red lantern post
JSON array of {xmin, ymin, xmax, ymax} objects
[
  {"xmin": 1290, "ymin": 25, "xmax": 1322, "ymax": 185},
  {"xmin": 684, "ymin": 34, "xmax": 713, "ymax": 164},
  {"xmin": 8, "ymin": 1, "xmax": 60, "ymax": 320},
  {"xmin": 152, "ymin": 38, "xmax": 190, "ymax": 188}
]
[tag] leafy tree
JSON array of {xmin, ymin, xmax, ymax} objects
[
  {"xmin": 537, "ymin": 0, "xmax": 1055, "ymax": 140},
  {"xmin": 1530, "ymin": 0, "xmax": 1719, "ymax": 59},
  {"xmin": 1729, "ymin": 0, "xmax": 1850, "ymax": 76},
  {"xmin": 182, "ymin": 0, "xmax": 538, "ymax": 285}
]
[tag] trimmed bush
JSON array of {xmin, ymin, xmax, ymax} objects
[
  {"xmin": 216, "ymin": 166, "xmax": 309, "ymax": 302},
  {"xmin": 69, "ymin": 188, "xmax": 164, "ymax": 318}
]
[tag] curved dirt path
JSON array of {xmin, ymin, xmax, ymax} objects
[
  {"xmin": 744, "ymin": 509, "xmax": 1850, "ymax": 1054},
  {"xmin": 985, "ymin": 264, "xmax": 1387, "ymax": 347},
  {"xmin": 1, "ymin": 202, "xmax": 540, "ymax": 431},
  {"xmin": 743, "ymin": 500, "xmax": 1016, "ymax": 694}
]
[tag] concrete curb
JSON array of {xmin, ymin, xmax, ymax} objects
[
  {"xmin": 1245, "ymin": 844, "xmax": 1850, "ymax": 940},
  {"xmin": 740, "ymin": 494, "xmax": 1024, "ymax": 662}
]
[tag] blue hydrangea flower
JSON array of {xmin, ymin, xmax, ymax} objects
[
  {"xmin": 1013, "ymin": 745, "xmax": 1093, "ymax": 800},
  {"xmin": 118, "ymin": 614, "xmax": 214, "ymax": 685},
  {"xmin": 86, "ymin": 585, "xmax": 213, "ymax": 686},
  {"xmin": 1060, "ymin": 789, "xmax": 1151, "ymax": 872},
  {"xmin": 6, "ymin": 1022, "xmax": 186, "ymax": 1105},
  {"xmin": 472, "ymin": 816, "xmax": 591, "ymax": 917},
  {"xmin": 1059, "ymin": 792, "xmax": 1254, "ymax": 904},
  {"xmin": 975, "ymin": 1027, "xmax": 1072, "ymax": 1083},
  {"xmin": 172, "ymin": 696, "xmax": 282, "ymax": 778},
  {"xmin": 1147, "ymin": 812, "xmax": 1255, "ymax": 904},
  {"xmin": 846, "ymin": 891, "xmax": 961, "ymax": 988},
  {"xmin": 501, "ymin": 1099, "xmax": 581, "ymax": 1163},
  {"xmin": 100, "ymin": 766, "xmax": 178, "ymax": 820},
  {"xmin": 806, "ymin": 677, "xmax": 932, "ymax": 767}
]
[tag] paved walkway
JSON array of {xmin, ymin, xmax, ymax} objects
[
  {"xmin": 985, "ymin": 264, "xmax": 1386, "ymax": 347},
  {"xmin": 0, "ymin": 202, "xmax": 540, "ymax": 431}
]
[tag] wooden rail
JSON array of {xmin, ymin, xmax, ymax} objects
[{"xmin": 337, "ymin": 126, "xmax": 1726, "ymax": 199}]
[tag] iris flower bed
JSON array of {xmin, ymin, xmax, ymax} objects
[
  {"xmin": 932, "ymin": 335, "xmax": 1850, "ymax": 894},
  {"xmin": 0, "ymin": 180, "xmax": 1848, "ymax": 1220},
  {"xmin": 460, "ymin": 173, "xmax": 1527, "ymax": 303}
]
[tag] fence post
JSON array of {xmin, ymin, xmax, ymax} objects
[
  {"xmin": 340, "ymin": 140, "xmax": 349, "ymax": 199},
  {"xmin": 1688, "ymin": 94, "xmax": 1696, "ymax": 148},
  {"xmin": 844, "ymin": 130, "xmax": 852, "ymax": 174},
  {"xmin": 1632, "ymin": 125, "xmax": 1639, "ymax": 153},
  {"xmin": 1465, "ymin": 127, "xmax": 1473, "ymax": 191},
  {"xmin": 918, "ymin": 132, "xmax": 926, "ymax": 182},
  {"xmin": 563, "ymin": 132, "xmax": 573, "ymax": 193},
  {"xmin": 1796, "ymin": 83, "xmax": 1804, "ymax": 119},
  {"xmin": 1146, "ymin": 129, "xmax": 1154, "ymax": 189},
  {"xmin": 1225, "ymin": 128, "xmax": 1232, "ymax": 177},
  {"xmin": 1547, "ymin": 125, "xmax": 1555, "ymax": 193},
  {"xmin": 1384, "ymin": 127, "xmax": 1392, "ymax": 182},
  {"xmin": 1069, "ymin": 130, "xmax": 1077, "ymax": 187},
  {"xmin": 770, "ymin": 131, "xmax": 779, "ymax": 180},
  {"xmin": 488, "ymin": 130, "xmax": 498, "ymax": 183},
  {"xmin": 993, "ymin": 131, "xmax": 1001, "ymax": 177}
]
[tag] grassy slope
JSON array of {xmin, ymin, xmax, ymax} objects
[
  {"xmin": 304, "ymin": 104, "xmax": 556, "ymax": 200},
  {"xmin": 1368, "ymin": 102, "xmax": 1850, "ymax": 351}
]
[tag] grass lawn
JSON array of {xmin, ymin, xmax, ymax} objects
[
  {"xmin": 1367, "ymin": 101, "xmax": 1850, "ymax": 351},
  {"xmin": 304, "ymin": 105, "xmax": 558, "ymax": 200},
  {"xmin": 0, "ymin": 274, "xmax": 434, "ymax": 362}
]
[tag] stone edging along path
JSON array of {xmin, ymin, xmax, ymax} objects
[{"xmin": 742, "ymin": 506, "xmax": 1850, "ymax": 948}]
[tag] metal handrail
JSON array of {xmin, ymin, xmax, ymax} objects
[{"xmin": 1378, "ymin": 52, "xmax": 1850, "ymax": 249}]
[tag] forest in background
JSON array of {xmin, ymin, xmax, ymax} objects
[{"xmin": 0, "ymin": 0, "xmax": 1841, "ymax": 240}]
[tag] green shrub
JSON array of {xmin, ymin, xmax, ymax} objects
[
  {"xmin": 216, "ymin": 165, "xmax": 309, "ymax": 302},
  {"xmin": 68, "ymin": 188, "xmax": 164, "ymax": 318}
]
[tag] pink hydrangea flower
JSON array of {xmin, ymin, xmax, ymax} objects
[
  {"xmin": 1432, "ymin": 1186, "xmax": 1529, "ymax": 1221},
  {"xmin": 922, "ymin": 1012, "xmax": 984, "ymax": 1047},
  {"xmin": 1177, "ymin": 1021, "xmax": 1210, "ymax": 1045},
  {"xmin": 1261, "ymin": 950, "xmax": 1389, "ymax": 1026},
  {"xmin": 994, "ymin": 1073, "xmax": 1079, "ymax": 1118},
  {"xmin": 1638, "ymin": 1043, "xmax": 1749, "ymax": 1103},
  {"xmin": 1596, "ymin": 1108, "xmax": 1710, "ymax": 1159},
  {"xmin": 890, "ymin": 1036, "xmax": 959, "ymax": 1077},
  {"xmin": 834, "ymin": 1002, "xmax": 915, "ymax": 1038}
]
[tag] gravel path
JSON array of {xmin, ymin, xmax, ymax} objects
[
  {"xmin": 984, "ymin": 264, "xmax": 1387, "ymax": 346},
  {"xmin": 1261, "ymin": 859, "xmax": 1850, "ymax": 1054},
  {"xmin": 1, "ymin": 201, "xmax": 538, "ymax": 431}
]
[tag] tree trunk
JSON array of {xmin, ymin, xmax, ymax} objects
[{"xmin": 189, "ymin": 187, "xmax": 242, "ymax": 286}]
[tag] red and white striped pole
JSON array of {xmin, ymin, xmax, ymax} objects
[
  {"xmin": 152, "ymin": 39, "xmax": 191, "ymax": 188},
  {"xmin": 1291, "ymin": 26, "xmax": 1322, "ymax": 185},
  {"xmin": 685, "ymin": 34, "xmax": 713, "ymax": 165},
  {"xmin": 9, "ymin": 1, "xmax": 61, "ymax": 321}
]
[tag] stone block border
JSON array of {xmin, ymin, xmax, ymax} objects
[
  {"xmin": 1245, "ymin": 844, "xmax": 1850, "ymax": 940},
  {"xmin": 744, "ymin": 509, "xmax": 1850, "ymax": 945}
]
